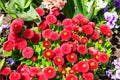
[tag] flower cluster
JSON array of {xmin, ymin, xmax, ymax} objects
[
  {"xmin": 104, "ymin": 11, "xmax": 118, "ymax": 29},
  {"xmin": 1, "ymin": 7, "xmax": 111, "ymax": 80},
  {"xmin": 106, "ymin": 58, "xmax": 120, "ymax": 79},
  {"xmin": 42, "ymin": 0, "xmax": 67, "ymax": 10}
]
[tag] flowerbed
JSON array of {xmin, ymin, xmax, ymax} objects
[{"xmin": 0, "ymin": 0, "xmax": 119, "ymax": 80}]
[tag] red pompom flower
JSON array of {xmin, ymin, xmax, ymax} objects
[
  {"xmin": 38, "ymin": 72, "xmax": 48, "ymax": 80},
  {"xmin": 53, "ymin": 47, "xmax": 64, "ymax": 56},
  {"xmin": 38, "ymin": 20, "xmax": 48, "ymax": 30},
  {"xmin": 3, "ymin": 40, "xmax": 14, "ymax": 52},
  {"xmin": 80, "ymin": 37, "xmax": 89, "ymax": 44},
  {"xmin": 90, "ymin": 30, "xmax": 100, "ymax": 40},
  {"xmin": 31, "ymin": 32, "xmax": 41, "ymax": 44},
  {"xmin": 1, "ymin": 67, "xmax": 11, "ymax": 75},
  {"xmin": 62, "ymin": 18, "xmax": 73, "ymax": 27},
  {"xmin": 15, "ymin": 38, "xmax": 27, "ymax": 50},
  {"xmin": 49, "ymin": 32, "xmax": 59, "ymax": 41},
  {"xmin": 43, "ymin": 49, "xmax": 54, "ymax": 59},
  {"xmin": 83, "ymin": 25, "xmax": 93, "ymax": 35},
  {"xmin": 35, "ymin": 8, "xmax": 45, "ymax": 16},
  {"xmin": 43, "ymin": 40, "xmax": 51, "ymax": 48},
  {"xmin": 46, "ymin": 14, "xmax": 57, "ymax": 25},
  {"xmin": 61, "ymin": 43, "xmax": 71, "ymax": 54},
  {"xmin": 88, "ymin": 59, "xmax": 98, "ymax": 70},
  {"xmin": 9, "ymin": 72, "xmax": 21, "ymax": 80},
  {"xmin": 66, "ymin": 53, "xmax": 77, "ymax": 63},
  {"xmin": 22, "ymin": 47, "xmax": 34, "ymax": 58},
  {"xmin": 23, "ymin": 29, "xmax": 34, "ymax": 39},
  {"xmin": 17, "ymin": 64, "xmax": 30, "ymax": 74},
  {"xmin": 82, "ymin": 72, "xmax": 94, "ymax": 80},
  {"xmin": 99, "ymin": 53, "xmax": 109, "ymax": 63},
  {"xmin": 42, "ymin": 29, "xmax": 53, "ymax": 39},
  {"xmin": 43, "ymin": 66, "xmax": 56, "ymax": 79},
  {"xmin": 30, "ymin": 67, "xmax": 40, "ymax": 77},
  {"xmin": 78, "ymin": 61, "xmax": 89, "ymax": 73},
  {"xmin": 60, "ymin": 29, "xmax": 71, "ymax": 41},
  {"xmin": 77, "ymin": 45, "xmax": 87, "ymax": 54},
  {"xmin": 53, "ymin": 56, "xmax": 64, "ymax": 66},
  {"xmin": 66, "ymin": 74, "xmax": 78, "ymax": 80}
]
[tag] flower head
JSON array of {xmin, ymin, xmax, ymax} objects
[
  {"xmin": 22, "ymin": 47, "xmax": 34, "ymax": 58},
  {"xmin": 53, "ymin": 47, "xmax": 63, "ymax": 56},
  {"xmin": 3, "ymin": 40, "xmax": 14, "ymax": 52},
  {"xmin": 53, "ymin": 56, "xmax": 64, "ymax": 66},
  {"xmin": 66, "ymin": 74, "xmax": 78, "ymax": 80},
  {"xmin": 80, "ymin": 37, "xmax": 89, "ymax": 44},
  {"xmin": 1, "ymin": 67, "xmax": 12, "ymax": 75},
  {"xmin": 38, "ymin": 20, "xmax": 48, "ymax": 30},
  {"xmin": 43, "ymin": 66, "xmax": 56, "ymax": 79},
  {"xmin": 42, "ymin": 29, "xmax": 53, "ymax": 39},
  {"xmin": 31, "ymin": 32, "xmax": 41, "ymax": 44},
  {"xmin": 90, "ymin": 30, "xmax": 100, "ymax": 40},
  {"xmin": 7, "ymin": 58, "xmax": 15, "ymax": 66},
  {"xmin": 43, "ymin": 49, "xmax": 54, "ymax": 59},
  {"xmin": 23, "ymin": 29, "xmax": 34, "ymax": 39},
  {"xmin": 77, "ymin": 45, "xmax": 87, "ymax": 54},
  {"xmin": 17, "ymin": 64, "xmax": 30, "ymax": 74},
  {"xmin": 88, "ymin": 59, "xmax": 98, "ymax": 70},
  {"xmin": 83, "ymin": 25, "xmax": 93, "ymax": 35},
  {"xmin": 35, "ymin": 8, "xmax": 45, "ymax": 16},
  {"xmin": 38, "ymin": 72, "xmax": 48, "ymax": 80},
  {"xmin": 66, "ymin": 53, "xmax": 77, "ymax": 63},
  {"xmin": 82, "ymin": 72, "xmax": 94, "ymax": 80},
  {"xmin": 15, "ymin": 38, "xmax": 27, "ymax": 50},
  {"xmin": 21, "ymin": 73, "xmax": 31, "ymax": 80},
  {"xmin": 115, "ymin": 69, "xmax": 120, "ymax": 79},
  {"xmin": 49, "ymin": 32, "xmax": 59, "ymax": 41},
  {"xmin": 99, "ymin": 53, "xmax": 109, "ymax": 63},
  {"xmin": 43, "ymin": 40, "xmax": 51, "ymax": 48},
  {"xmin": 46, "ymin": 14, "xmax": 57, "ymax": 25},
  {"xmin": 78, "ymin": 61, "xmax": 89, "ymax": 73},
  {"xmin": 30, "ymin": 67, "xmax": 40, "ymax": 77},
  {"xmin": 9, "ymin": 72, "xmax": 21, "ymax": 80},
  {"xmin": 61, "ymin": 43, "xmax": 71, "ymax": 54},
  {"xmin": 60, "ymin": 29, "xmax": 71, "ymax": 41},
  {"xmin": 62, "ymin": 18, "xmax": 73, "ymax": 28}
]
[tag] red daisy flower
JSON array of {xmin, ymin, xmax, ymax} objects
[
  {"xmin": 53, "ymin": 47, "xmax": 64, "ymax": 56},
  {"xmin": 42, "ymin": 29, "xmax": 53, "ymax": 39},
  {"xmin": 46, "ymin": 14, "xmax": 57, "ymax": 25},
  {"xmin": 13, "ymin": 18, "xmax": 24, "ymax": 25},
  {"xmin": 17, "ymin": 64, "xmax": 30, "ymax": 74},
  {"xmin": 66, "ymin": 74, "xmax": 78, "ymax": 80},
  {"xmin": 78, "ymin": 61, "xmax": 89, "ymax": 73},
  {"xmin": 60, "ymin": 29, "xmax": 71, "ymax": 41},
  {"xmin": 35, "ymin": 8, "xmax": 45, "ymax": 16},
  {"xmin": 66, "ymin": 53, "xmax": 77, "ymax": 63},
  {"xmin": 88, "ymin": 22, "xmax": 95, "ymax": 27},
  {"xmin": 3, "ymin": 40, "xmax": 14, "ymax": 52},
  {"xmin": 90, "ymin": 30, "xmax": 100, "ymax": 40},
  {"xmin": 15, "ymin": 38, "xmax": 27, "ymax": 50},
  {"xmin": 72, "ymin": 18, "xmax": 79, "ymax": 25},
  {"xmin": 77, "ymin": 45, "xmax": 87, "ymax": 54},
  {"xmin": 80, "ymin": 18, "xmax": 89, "ymax": 25},
  {"xmin": 68, "ymin": 42, "xmax": 77, "ymax": 52},
  {"xmin": 8, "ymin": 32, "xmax": 19, "ymax": 42},
  {"xmin": 88, "ymin": 59, "xmax": 98, "ymax": 70},
  {"xmin": 80, "ymin": 37, "xmax": 89, "ymax": 44},
  {"xmin": 9, "ymin": 72, "xmax": 21, "ymax": 80},
  {"xmin": 62, "ymin": 18, "xmax": 73, "ymax": 27},
  {"xmin": 21, "ymin": 73, "xmax": 31, "ymax": 80},
  {"xmin": 93, "ymin": 53, "xmax": 100, "ymax": 62},
  {"xmin": 56, "ymin": 20, "xmax": 61, "ymax": 26},
  {"xmin": 72, "ymin": 33, "xmax": 80, "ymax": 41},
  {"xmin": 100, "ymin": 24, "xmax": 111, "ymax": 35},
  {"xmin": 74, "ymin": 14, "xmax": 84, "ymax": 22},
  {"xmin": 38, "ymin": 20, "xmax": 48, "ymax": 30},
  {"xmin": 49, "ymin": 32, "xmax": 59, "ymax": 41},
  {"xmin": 43, "ymin": 66, "xmax": 56, "ymax": 79},
  {"xmin": 88, "ymin": 47, "xmax": 98, "ymax": 56},
  {"xmin": 31, "ymin": 32, "xmax": 41, "ymax": 44},
  {"xmin": 53, "ymin": 56, "xmax": 64, "ymax": 66},
  {"xmin": 69, "ymin": 69, "xmax": 74, "ymax": 74},
  {"xmin": 77, "ymin": 27, "xmax": 83, "ymax": 33},
  {"xmin": 72, "ymin": 64, "xmax": 79, "ymax": 72},
  {"xmin": 83, "ymin": 25, "xmax": 93, "ymax": 35},
  {"xmin": 31, "ymin": 56, "xmax": 37, "ymax": 62},
  {"xmin": 61, "ymin": 69, "xmax": 67, "ymax": 75},
  {"xmin": 22, "ymin": 47, "xmax": 34, "ymax": 58},
  {"xmin": 65, "ymin": 25, "xmax": 74, "ymax": 32},
  {"xmin": 30, "ymin": 67, "xmax": 40, "ymax": 77},
  {"xmin": 43, "ymin": 40, "xmax": 51, "ymax": 48},
  {"xmin": 50, "ymin": 7, "xmax": 60, "ymax": 16},
  {"xmin": 1, "ymin": 67, "xmax": 11, "ymax": 75},
  {"xmin": 82, "ymin": 72, "xmax": 94, "ymax": 80},
  {"xmin": 61, "ymin": 43, "xmax": 71, "ymax": 54},
  {"xmin": 10, "ymin": 20, "xmax": 23, "ymax": 33},
  {"xmin": 43, "ymin": 49, "xmax": 54, "ymax": 59},
  {"xmin": 23, "ymin": 29, "xmax": 34, "ymax": 39},
  {"xmin": 38, "ymin": 72, "xmax": 48, "ymax": 80},
  {"xmin": 99, "ymin": 53, "xmax": 109, "ymax": 63}
]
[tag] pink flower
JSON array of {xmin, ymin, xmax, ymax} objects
[
  {"xmin": 99, "ymin": 53, "xmax": 109, "ymax": 63},
  {"xmin": 43, "ymin": 40, "xmax": 51, "ymax": 48},
  {"xmin": 72, "ymin": 64, "xmax": 79, "ymax": 72},
  {"xmin": 65, "ymin": 25, "xmax": 74, "ymax": 32},
  {"xmin": 8, "ymin": 32, "xmax": 19, "ymax": 42},
  {"xmin": 50, "ymin": 7, "xmax": 60, "ymax": 16},
  {"xmin": 82, "ymin": 72, "xmax": 94, "ymax": 80},
  {"xmin": 31, "ymin": 32, "xmax": 41, "ymax": 44},
  {"xmin": 83, "ymin": 25, "xmax": 93, "ymax": 35},
  {"xmin": 46, "ymin": 14, "xmax": 57, "ymax": 25},
  {"xmin": 23, "ymin": 29, "xmax": 34, "ymax": 39},
  {"xmin": 9, "ymin": 72, "xmax": 21, "ymax": 80},
  {"xmin": 22, "ymin": 47, "xmax": 34, "ymax": 58},
  {"xmin": 30, "ymin": 67, "xmax": 40, "ymax": 77},
  {"xmin": 43, "ymin": 49, "xmax": 54, "ymax": 59},
  {"xmin": 72, "ymin": 33, "xmax": 80, "ymax": 41},
  {"xmin": 60, "ymin": 29, "xmax": 71, "ymax": 41},
  {"xmin": 78, "ymin": 61, "xmax": 89, "ymax": 73},
  {"xmin": 43, "ymin": 66, "xmax": 56, "ymax": 79},
  {"xmin": 15, "ymin": 38, "xmax": 27, "ymax": 50},
  {"xmin": 3, "ymin": 40, "xmax": 14, "ymax": 52},
  {"xmin": 17, "ymin": 64, "xmax": 30, "ymax": 74},
  {"xmin": 53, "ymin": 47, "xmax": 64, "ymax": 56},
  {"xmin": 38, "ymin": 20, "xmax": 48, "ymax": 30},
  {"xmin": 80, "ymin": 37, "xmax": 89, "ymax": 44},
  {"xmin": 42, "ymin": 29, "xmax": 53, "ymax": 38},
  {"xmin": 66, "ymin": 53, "xmax": 77, "ymax": 63},
  {"xmin": 74, "ymin": 14, "xmax": 84, "ymax": 21},
  {"xmin": 53, "ymin": 56, "xmax": 64, "ymax": 66},
  {"xmin": 49, "ymin": 32, "xmax": 59, "ymax": 41},
  {"xmin": 10, "ymin": 19, "xmax": 23, "ymax": 33},
  {"xmin": 13, "ymin": 18, "xmax": 24, "ymax": 25},
  {"xmin": 1, "ymin": 67, "xmax": 11, "ymax": 75},
  {"xmin": 68, "ymin": 42, "xmax": 77, "ymax": 51},
  {"xmin": 90, "ymin": 30, "xmax": 100, "ymax": 40},
  {"xmin": 35, "ymin": 8, "xmax": 45, "ymax": 16},
  {"xmin": 66, "ymin": 74, "xmax": 78, "ymax": 80},
  {"xmin": 21, "ymin": 73, "xmax": 31, "ymax": 80},
  {"xmin": 77, "ymin": 45, "xmax": 87, "ymax": 54},
  {"xmin": 61, "ymin": 43, "xmax": 71, "ymax": 54},
  {"xmin": 38, "ymin": 72, "xmax": 48, "ymax": 80},
  {"xmin": 62, "ymin": 18, "xmax": 73, "ymax": 27},
  {"xmin": 88, "ymin": 47, "xmax": 98, "ymax": 56}
]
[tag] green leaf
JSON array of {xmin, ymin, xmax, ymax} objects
[
  {"xmin": 62, "ymin": 0, "xmax": 75, "ymax": 18},
  {"xmin": 3, "ymin": 50, "xmax": 12, "ymax": 56},
  {"xmin": 7, "ymin": 0, "xmax": 16, "ymax": 13},
  {"xmin": 17, "ymin": 5, "xmax": 41, "ymax": 25},
  {"xmin": 86, "ymin": 6, "xmax": 94, "ymax": 20},
  {"xmin": 0, "ymin": 58, "xmax": 5, "ymax": 71},
  {"xmin": 0, "ymin": 0, "xmax": 7, "ymax": 12},
  {"xmin": 24, "ymin": 0, "xmax": 32, "ymax": 8},
  {"xmin": 16, "ymin": 0, "xmax": 25, "ymax": 9}
]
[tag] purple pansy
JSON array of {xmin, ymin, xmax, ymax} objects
[
  {"xmin": 114, "ymin": 0, "xmax": 120, "ymax": 8},
  {"xmin": 104, "ymin": 12, "xmax": 118, "ymax": 29},
  {"xmin": 115, "ymin": 70, "xmax": 120, "ymax": 79},
  {"xmin": 7, "ymin": 58, "xmax": 15, "ymax": 66},
  {"xmin": 106, "ymin": 69, "xmax": 112, "ymax": 77}
]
